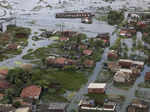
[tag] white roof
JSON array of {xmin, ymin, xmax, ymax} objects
[
  {"xmin": 15, "ymin": 107, "xmax": 30, "ymax": 112},
  {"xmin": 119, "ymin": 59, "xmax": 144, "ymax": 66},
  {"xmin": 132, "ymin": 61, "xmax": 144, "ymax": 66},
  {"xmin": 119, "ymin": 69, "xmax": 132, "ymax": 73},
  {"xmin": 88, "ymin": 83, "xmax": 106, "ymax": 89},
  {"xmin": 119, "ymin": 59, "xmax": 132, "ymax": 63}
]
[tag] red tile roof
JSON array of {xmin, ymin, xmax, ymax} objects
[
  {"xmin": 78, "ymin": 45, "xmax": 87, "ymax": 49},
  {"xmin": 83, "ymin": 50, "xmax": 93, "ymax": 55},
  {"xmin": 7, "ymin": 44, "xmax": 18, "ymax": 50},
  {"xmin": 59, "ymin": 37, "xmax": 69, "ymax": 41},
  {"xmin": 54, "ymin": 58, "xmax": 67, "ymax": 65},
  {"xmin": 0, "ymin": 69, "xmax": 8, "ymax": 76},
  {"xmin": 84, "ymin": 60, "xmax": 94, "ymax": 67},
  {"xmin": 21, "ymin": 85, "xmax": 41, "ymax": 99},
  {"xmin": 0, "ymin": 81, "xmax": 9, "ymax": 89},
  {"xmin": 120, "ymin": 30, "xmax": 128, "ymax": 35},
  {"xmin": 0, "ymin": 93, "xmax": 4, "ymax": 97}
]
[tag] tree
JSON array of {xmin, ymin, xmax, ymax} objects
[
  {"xmin": 13, "ymin": 101, "xmax": 21, "ymax": 108},
  {"xmin": 107, "ymin": 10, "xmax": 124, "ymax": 25}
]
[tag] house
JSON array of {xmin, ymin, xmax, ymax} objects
[
  {"xmin": 46, "ymin": 57, "xmax": 75, "ymax": 67},
  {"xmin": 46, "ymin": 56, "xmax": 56, "ymax": 65},
  {"xmin": 0, "ymin": 69, "xmax": 8, "ymax": 79},
  {"xmin": 132, "ymin": 61, "xmax": 144, "ymax": 69},
  {"xmin": 59, "ymin": 37, "xmax": 69, "ymax": 41},
  {"xmin": 79, "ymin": 100, "xmax": 117, "ymax": 112},
  {"xmin": 118, "ymin": 59, "xmax": 133, "ymax": 68},
  {"xmin": 78, "ymin": 44, "xmax": 88, "ymax": 50},
  {"xmin": 61, "ymin": 31, "xmax": 77, "ymax": 37},
  {"xmin": 128, "ymin": 27, "xmax": 136, "ymax": 35},
  {"xmin": 96, "ymin": 33, "xmax": 110, "ymax": 45},
  {"xmin": 0, "ymin": 80, "xmax": 10, "ymax": 90},
  {"xmin": 119, "ymin": 29, "xmax": 132, "ymax": 37},
  {"xmin": 0, "ymin": 104, "xmax": 16, "ymax": 112},
  {"xmin": 15, "ymin": 33, "xmax": 28, "ymax": 38},
  {"xmin": 107, "ymin": 50, "xmax": 118, "ymax": 60},
  {"xmin": 83, "ymin": 50, "xmax": 93, "ymax": 56},
  {"xmin": 54, "ymin": 57, "xmax": 68, "ymax": 66},
  {"xmin": 83, "ymin": 60, "xmax": 94, "ymax": 68},
  {"xmin": 113, "ymin": 70, "xmax": 131, "ymax": 83},
  {"xmin": 15, "ymin": 107, "xmax": 31, "ymax": 112},
  {"xmin": 88, "ymin": 83, "xmax": 106, "ymax": 94},
  {"xmin": 127, "ymin": 105, "xmax": 136, "ymax": 112},
  {"xmin": 145, "ymin": 72, "xmax": 150, "ymax": 82},
  {"xmin": 7, "ymin": 43, "xmax": 18, "ymax": 50},
  {"xmin": 37, "ymin": 102, "xmax": 68, "ymax": 112},
  {"xmin": 127, "ymin": 99, "xmax": 149, "ymax": 112},
  {"xmin": 137, "ymin": 21, "xmax": 147, "ymax": 28},
  {"xmin": 21, "ymin": 85, "xmax": 41, "ymax": 99}
]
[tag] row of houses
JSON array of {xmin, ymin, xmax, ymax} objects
[
  {"xmin": 0, "ymin": 102, "xmax": 69, "ymax": 112},
  {"xmin": 79, "ymin": 83, "xmax": 118, "ymax": 112},
  {"xmin": 111, "ymin": 59, "xmax": 144, "ymax": 84},
  {"xmin": 46, "ymin": 56, "xmax": 95, "ymax": 68},
  {"xmin": 127, "ymin": 99, "xmax": 149, "ymax": 112}
]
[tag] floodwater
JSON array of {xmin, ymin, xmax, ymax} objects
[{"xmin": 0, "ymin": 0, "xmax": 150, "ymax": 111}]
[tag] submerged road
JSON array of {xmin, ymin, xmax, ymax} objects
[{"xmin": 67, "ymin": 48, "xmax": 109, "ymax": 111}]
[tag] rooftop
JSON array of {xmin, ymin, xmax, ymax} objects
[
  {"xmin": 0, "ymin": 69, "xmax": 8, "ymax": 76},
  {"xmin": 83, "ymin": 49, "xmax": 93, "ymax": 55},
  {"xmin": 21, "ymin": 85, "xmax": 41, "ymax": 98},
  {"xmin": 88, "ymin": 83, "xmax": 106, "ymax": 89},
  {"xmin": 119, "ymin": 69, "xmax": 132, "ymax": 73}
]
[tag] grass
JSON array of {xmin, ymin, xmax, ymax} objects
[
  {"xmin": 114, "ymin": 83, "xmax": 132, "ymax": 90},
  {"xmin": 138, "ymin": 82, "xmax": 150, "ymax": 88},
  {"xmin": 47, "ymin": 70, "xmax": 88, "ymax": 91}
]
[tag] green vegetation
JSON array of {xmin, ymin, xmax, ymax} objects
[
  {"xmin": 96, "ymin": 15, "xmax": 108, "ymax": 22},
  {"xmin": 3, "ymin": 66, "xmax": 88, "ymax": 103},
  {"xmin": 107, "ymin": 10, "xmax": 124, "ymax": 25},
  {"xmin": 86, "ymin": 93, "xmax": 108, "ymax": 106},
  {"xmin": 114, "ymin": 83, "xmax": 132, "ymax": 90},
  {"xmin": 110, "ymin": 37, "xmax": 121, "ymax": 50},
  {"xmin": 23, "ymin": 33, "xmax": 104, "ymax": 68},
  {"xmin": 0, "ymin": 25, "xmax": 31, "ymax": 61},
  {"xmin": 96, "ymin": 69, "xmax": 114, "ymax": 83},
  {"xmin": 138, "ymin": 82, "xmax": 150, "ymax": 88}
]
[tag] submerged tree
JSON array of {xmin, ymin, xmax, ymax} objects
[{"xmin": 107, "ymin": 10, "xmax": 124, "ymax": 25}]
